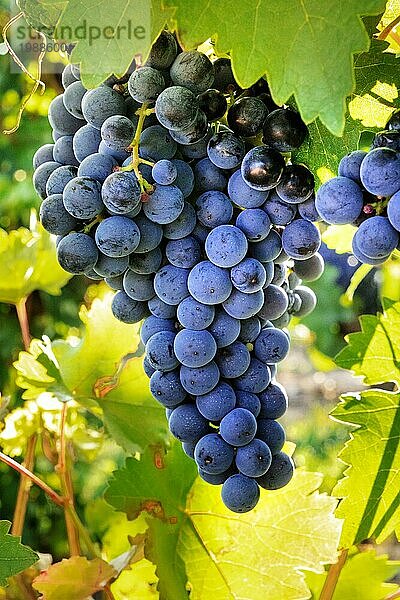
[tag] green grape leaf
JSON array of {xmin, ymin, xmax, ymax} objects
[
  {"xmin": 13, "ymin": 291, "xmax": 169, "ymax": 453},
  {"xmin": 17, "ymin": 0, "xmax": 66, "ymax": 36},
  {"xmin": 332, "ymin": 389, "xmax": 400, "ymax": 546},
  {"xmin": 56, "ymin": 0, "xmax": 174, "ymax": 88},
  {"xmin": 32, "ymin": 557, "xmax": 116, "ymax": 600},
  {"xmin": 306, "ymin": 549, "xmax": 400, "ymax": 599},
  {"xmin": 294, "ymin": 35, "xmax": 400, "ymax": 183},
  {"xmin": 335, "ymin": 298, "xmax": 400, "ymax": 386},
  {"xmin": 0, "ymin": 217, "xmax": 71, "ymax": 305},
  {"xmin": 106, "ymin": 443, "xmax": 342, "ymax": 600},
  {"xmin": 0, "ymin": 521, "xmax": 38, "ymax": 587}
]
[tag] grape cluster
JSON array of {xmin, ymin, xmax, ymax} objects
[
  {"xmin": 316, "ymin": 110, "xmax": 400, "ymax": 265},
  {"xmin": 34, "ymin": 31, "xmax": 324, "ymax": 512}
]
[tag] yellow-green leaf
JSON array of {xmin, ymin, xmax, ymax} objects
[{"xmin": 0, "ymin": 521, "xmax": 38, "ymax": 587}]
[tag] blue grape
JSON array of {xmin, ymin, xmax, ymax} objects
[
  {"xmin": 105, "ymin": 274, "xmax": 124, "ymax": 291},
  {"xmin": 196, "ymin": 191, "xmax": 233, "ymax": 228},
  {"xmin": 33, "ymin": 144, "xmax": 55, "ymax": 169},
  {"xmin": 40, "ymin": 194, "xmax": 77, "ymax": 235},
  {"xmin": 230, "ymin": 258, "xmax": 266, "ymax": 293},
  {"xmin": 48, "ymin": 94, "xmax": 84, "ymax": 135},
  {"xmin": 191, "ymin": 222, "xmax": 209, "ymax": 244},
  {"xmin": 257, "ymin": 419, "xmax": 285, "ymax": 454},
  {"xmin": 294, "ymin": 286, "xmax": 317, "ymax": 317},
  {"xmin": 101, "ymin": 171, "xmax": 141, "ymax": 215},
  {"xmin": 123, "ymin": 270, "xmax": 155, "ymax": 301},
  {"xmin": 78, "ymin": 153, "xmax": 116, "ymax": 183},
  {"xmin": 57, "ymin": 232, "xmax": 98, "ymax": 274},
  {"xmin": 256, "ymin": 452, "xmax": 294, "ymax": 490},
  {"xmin": 254, "ymin": 327, "xmax": 290, "ymax": 364},
  {"xmin": 174, "ymin": 329, "xmax": 217, "ymax": 367},
  {"xmin": 152, "ymin": 159, "xmax": 177, "ymax": 185},
  {"xmin": 227, "ymin": 169, "xmax": 268, "ymax": 209},
  {"xmin": 134, "ymin": 214, "xmax": 163, "ymax": 253},
  {"xmin": 98, "ymin": 140, "xmax": 130, "ymax": 163},
  {"xmin": 205, "ymin": 225, "xmax": 248, "ymax": 268},
  {"xmin": 262, "ymin": 108, "xmax": 308, "ymax": 152},
  {"xmin": 298, "ymin": 194, "xmax": 321, "ymax": 222},
  {"xmin": 263, "ymin": 261, "xmax": 275, "ymax": 287},
  {"xmin": 263, "ymin": 189, "xmax": 297, "ymax": 225},
  {"xmin": 194, "ymin": 158, "xmax": 227, "ymax": 193},
  {"xmin": 216, "ymin": 341, "xmax": 251, "ymax": 378},
  {"xmin": 180, "ymin": 361, "xmax": 220, "ymax": 395},
  {"xmin": 171, "ymin": 160, "xmax": 195, "ymax": 198},
  {"xmin": 207, "ymin": 131, "xmax": 245, "ymax": 169},
  {"xmin": 259, "ymin": 383, "xmax": 288, "ymax": 419},
  {"xmin": 139, "ymin": 125, "xmax": 177, "ymax": 161},
  {"xmin": 271, "ymin": 263, "xmax": 286, "ymax": 286},
  {"xmin": 155, "ymin": 86, "xmax": 199, "ymax": 131},
  {"xmin": 53, "ymin": 136, "xmax": 79, "ymax": 166},
  {"xmin": 143, "ymin": 185, "xmax": 184, "ymax": 224},
  {"xmin": 235, "ymin": 208, "xmax": 271, "ymax": 242},
  {"xmin": 168, "ymin": 404, "xmax": 209, "ymax": 443},
  {"xmin": 146, "ymin": 330, "xmax": 178, "ymax": 371},
  {"xmin": 387, "ymin": 190, "xmax": 400, "ymax": 232},
  {"xmin": 111, "ymin": 291, "xmax": 148, "ymax": 324},
  {"xmin": 46, "ymin": 165, "xmax": 77, "ymax": 195},
  {"xmin": 148, "ymin": 296, "xmax": 177, "ymax": 319},
  {"xmin": 194, "ymin": 433, "xmax": 234, "ymax": 475},
  {"xmin": 207, "ymin": 308, "xmax": 241, "ymax": 348},
  {"xmin": 166, "ymin": 236, "xmax": 201, "ymax": 269},
  {"xmin": 221, "ymin": 474, "xmax": 260, "ymax": 513},
  {"xmin": 195, "ymin": 382, "xmax": 236, "ymax": 421},
  {"xmin": 140, "ymin": 315, "xmax": 177, "ymax": 345},
  {"xmin": 241, "ymin": 146, "xmax": 285, "ymax": 191},
  {"xmin": 236, "ymin": 439, "xmax": 272, "ymax": 477},
  {"xmin": 222, "ymin": 288, "xmax": 264, "ymax": 319},
  {"xmin": 145, "ymin": 30, "xmax": 178, "ymax": 70},
  {"xmin": 235, "ymin": 358, "xmax": 271, "ymax": 393},
  {"xmin": 95, "ymin": 216, "xmax": 140, "ymax": 257},
  {"xmin": 154, "ymin": 264, "xmax": 189, "ymax": 305},
  {"xmin": 293, "ymin": 253, "xmax": 324, "ymax": 281},
  {"xmin": 128, "ymin": 66, "xmax": 165, "ymax": 103},
  {"xmin": 101, "ymin": 115, "xmax": 135, "ymax": 151},
  {"xmin": 338, "ymin": 150, "xmax": 366, "ymax": 183},
  {"xmin": 259, "ymin": 284, "xmax": 289, "ymax": 321},
  {"xmin": 235, "ymin": 391, "xmax": 261, "ymax": 417},
  {"xmin": 227, "ymin": 96, "xmax": 268, "ymax": 137},
  {"xmin": 250, "ymin": 229, "xmax": 282, "ymax": 262},
  {"xmin": 188, "ymin": 261, "xmax": 232, "ymax": 305},
  {"xmin": 170, "ymin": 50, "xmax": 215, "ymax": 94},
  {"xmin": 239, "ymin": 316, "xmax": 261, "ymax": 344},
  {"xmin": 94, "ymin": 253, "xmax": 128, "ymax": 277},
  {"xmin": 61, "ymin": 64, "xmax": 78, "ymax": 89},
  {"xmin": 182, "ymin": 441, "xmax": 196, "ymax": 459},
  {"xmin": 62, "ymin": 176, "xmax": 103, "ymax": 220},
  {"xmin": 353, "ymin": 216, "xmax": 398, "ymax": 260},
  {"xmin": 81, "ymin": 87, "xmax": 126, "ymax": 129},
  {"xmin": 149, "ymin": 369, "xmax": 187, "ymax": 408},
  {"xmin": 177, "ymin": 297, "xmax": 215, "ymax": 330},
  {"xmin": 281, "ymin": 219, "xmax": 321, "ymax": 260},
  {"xmin": 180, "ymin": 129, "xmax": 212, "ymax": 160},
  {"xmin": 63, "ymin": 80, "xmax": 85, "ymax": 119},
  {"xmin": 169, "ymin": 111, "xmax": 208, "ymax": 145},
  {"xmin": 163, "ymin": 202, "xmax": 196, "ymax": 240},
  {"xmin": 129, "ymin": 247, "xmax": 162, "ymax": 274},
  {"xmin": 276, "ymin": 164, "xmax": 314, "ymax": 204},
  {"xmin": 198, "ymin": 466, "xmax": 236, "ymax": 485},
  {"xmin": 360, "ymin": 148, "xmax": 400, "ymax": 197},
  {"xmin": 220, "ymin": 407, "xmax": 257, "ymax": 446},
  {"xmin": 315, "ymin": 176, "xmax": 363, "ymax": 225},
  {"xmin": 73, "ymin": 124, "xmax": 101, "ymax": 162}
]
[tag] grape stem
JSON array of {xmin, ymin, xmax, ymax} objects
[
  {"xmin": 378, "ymin": 15, "xmax": 400, "ymax": 44},
  {"xmin": 318, "ymin": 548, "xmax": 348, "ymax": 600},
  {"xmin": 121, "ymin": 102, "xmax": 155, "ymax": 195}
]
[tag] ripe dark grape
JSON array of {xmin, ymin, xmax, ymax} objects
[
  {"xmin": 241, "ymin": 146, "xmax": 285, "ymax": 191},
  {"xmin": 263, "ymin": 108, "xmax": 308, "ymax": 152},
  {"xmin": 227, "ymin": 97, "xmax": 268, "ymax": 137}
]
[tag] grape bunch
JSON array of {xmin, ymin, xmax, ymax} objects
[
  {"xmin": 316, "ymin": 110, "xmax": 400, "ymax": 265},
  {"xmin": 33, "ymin": 31, "xmax": 324, "ymax": 512}
]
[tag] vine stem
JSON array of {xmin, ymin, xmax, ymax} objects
[
  {"xmin": 56, "ymin": 403, "xmax": 80, "ymax": 556},
  {"xmin": 16, "ymin": 298, "xmax": 31, "ymax": 350},
  {"xmin": 378, "ymin": 15, "xmax": 400, "ymax": 44},
  {"xmin": 121, "ymin": 103, "xmax": 154, "ymax": 193},
  {"xmin": 0, "ymin": 451, "xmax": 64, "ymax": 506},
  {"xmin": 385, "ymin": 587, "xmax": 400, "ymax": 600},
  {"xmin": 319, "ymin": 548, "xmax": 348, "ymax": 600}
]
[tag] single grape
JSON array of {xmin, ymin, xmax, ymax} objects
[
  {"xmin": 180, "ymin": 361, "xmax": 220, "ymax": 395},
  {"xmin": 111, "ymin": 291, "xmax": 149, "ymax": 324},
  {"xmin": 281, "ymin": 219, "xmax": 321, "ymax": 260},
  {"xmin": 259, "ymin": 382, "xmax": 288, "ymax": 419},
  {"xmin": 177, "ymin": 297, "xmax": 215, "ymax": 330},
  {"xmin": 63, "ymin": 80, "xmax": 86, "ymax": 119},
  {"xmin": 236, "ymin": 208, "xmax": 271, "ymax": 242},
  {"xmin": 134, "ymin": 214, "xmax": 163, "ymax": 253},
  {"xmin": 33, "ymin": 144, "xmax": 55, "ymax": 169},
  {"xmin": 256, "ymin": 452, "xmax": 294, "ymax": 489},
  {"xmin": 221, "ymin": 474, "xmax": 260, "ymax": 513},
  {"xmin": 150, "ymin": 370, "xmax": 187, "ymax": 408},
  {"xmin": 205, "ymin": 225, "xmax": 248, "ymax": 268},
  {"xmin": 372, "ymin": 130, "xmax": 400, "ymax": 152},
  {"xmin": 235, "ymin": 391, "xmax": 261, "ymax": 417},
  {"xmin": 165, "ymin": 236, "xmax": 201, "ymax": 269},
  {"xmin": 262, "ymin": 108, "xmax": 308, "ymax": 151},
  {"xmin": 95, "ymin": 216, "xmax": 141, "ymax": 257},
  {"xmin": 101, "ymin": 171, "xmax": 141, "ymax": 215},
  {"xmin": 155, "ymin": 86, "xmax": 199, "ymax": 131},
  {"xmin": 228, "ymin": 169, "xmax": 269, "ymax": 209},
  {"xmin": 207, "ymin": 131, "xmax": 245, "ymax": 170},
  {"xmin": 188, "ymin": 261, "xmax": 232, "ymax": 305},
  {"xmin": 194, "ymin": 158, "xmax": 227, "ymax": 193},
  {"xmin": 57, "ymin": 232, "xmax": 98, "ymax": 274},
  {"xmin": 154, "ymin": 264, "xmax": 189, "ymax": 305},
  {"xmin": 338, "ymin": 150, "xmax": 366, "ymax": 183},
  {"xmin": 254, "ymin": 327, "xmax": 290, "ymax": 364},
  {"xmin": 101, "ymin": 115, "xmax": 135, "ymax": 151},
  {"xmin": 216, "ymin": 341, "xmax": 251, "ymax": 378},
  {"xmin": 194, "ymin": 433, "xmax": 234, "ymax": 474},
  {"xmin": 241, "ymin": 146, "xmax": 285, "ymax": 191},
  {"xmin": 292, "ymin": 286, "xmax": 317, "ymax": 317},
  {"xmin": 78, "ymin": 153, "xmax": 117, "ymax": 183},
  {"xmin": 259, "ymin": 284, "xmax": 289, "ymax": 321},
  {"xmin": 196, "ymin": 382, "xmax": 236, "ymax": 421},
  {"xmin": 293, "ymin": 253, "xmax": 324, "ymax": 281},
  {"xmin": 169, "ymin": 111, "xmax": 208, "ymax": 145},
  {"xmin": 360, "ymin": 148, "xmax": 400, "ymax": 197},
  {"xmin": 235, "ymin": 358, "xmax": 271, "ymax": 393},
  {"xmin": 40, "ymin": 194, "xmax": 78, "ymax": 235},
  {"xmin": 220, "ymin": 408, "xmax": 257, "ymax": 447},
  {"xmin": 45, "ymin": 165, "xmax": 77, "ymax": 196},
  {"xmin": 48, "ymin": 94, "xmax": 84, "ymax": 135},
  {"xmin": 53, "ymin": 136, "xmax": 79, "ymax": 166},
  {"xmin": 171, "ymin": 159, "xmax": 195, "ymax": 198},
  {"xmin": 174, "ymin": 329, "xmax": 217, "ymax": 368},
  {"xmin": 62, "ymin": 64, "xmax": 78, "ymax": 89},
  {"xmin": 170, "ymin": 50, "xmax": 215, "ymax": 94},
  {"xmin": 198, "ymin": 89, "xmax": 227, "ymax": 121},
  {"xmin": 81, "ymin": 87, "xmax": 126, "ymax": 129},
  {"xmin": 146, "ymin": 330, "xmax": 178, "ymax": 371},
  {"xmin": 212, "ymin": 57, "xmax": 239, "ymax": 94},
  {"xmin": 143, "ymin": 185, "xmax": 184, "ymax": 224},
  {"xmin": 257, "ymin": 418, "xmax": 285, "ymax": 454},
  {"xmin": 123, "ymin": 270, "xmax": 155, "ymax": 301},
  {"xmin": 223, "ymin": 288, "xmax": 264, "ymax": 320},
  {"xmin": 227, "ymin": 97, "xmax": 268, "ymax": 137},
  {"xmin": 353, "ymin": 216, "xmax": 399, "ymax": 260},
  {"xmin": 196, "ymin": 191, "xmax": 233, "ymax": 228},
  {"xmin": 152, "ymin": 159, "xmax": 177, "ymax": 185},
  {"xmin": 128, "ymin": 66, "xmax": 165, "ymax": 103},
  {"xmin": 238, "ymin": 316, "xmax": 261, "ymax": 344},
  {"xmin": 276, "ymin": 164, "xmax": 314, "ymax": 204},
  {"xmin": 262, "ymin": 189, "xmax": 297, "ymax": 226},
  {"xmin": 387, "ymin": 109, "xmax": 400, "ymax": 131},
  {"xmin": 207, "ymin": 308, "xmax": 241, "ymax": 348},
  {"xmin": 145, "ymin": 30, "xmax": 177, "ymax": 69},
  {"xmin": 315, "ymin": 176, "xmax": 363, "ymax": 225},
  {"xmin": 236, "ymin": 439, "xmax": 272, "ymax": 477},
  {"xmin": 230, "ymin": 258, "xmax": 266, "ymax": 293},
  {"xmin": 148, "ymin": 296, "xmax": 177, "ymax": 319},
  {"xmin": 168, "ymin": 404, "xmax": 210, "ymax": 443},
  {"xmin": 140, "ymin": 315, "xmax": 177, "ymax": 344},
  {"xmin": 198, "ymin": 466, "xmax": 236, "ymax": 485},
  {"xmin": 73, "ymin": 124, "xmax": 101, "ymax": 162}
]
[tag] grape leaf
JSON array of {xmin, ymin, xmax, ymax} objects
[
  {"xmin": 105, "ymin": 443, "xmax": 342, "ymax": 600},
  {"xmin": 335, "ymin": 298, "xmax": 400, "ymax": 386},
  {"xmin": 0, "ymin": 216, "xmax": 71, "ymax": 305},
  {"xmin": 57, "ymin": 0, "xmax": 174, "ymax": 88},
  {"xmin": 305, "ymin": 549, "xmax": 400, "ymax": 599},
  {"xmin": 0, "ymin": 521, "xmax": 38, "ymax": 587},
  {"xmin": 331, "ymin": 389, "xmax": 400, "ymax": 546},
  {"xmin": 13, "ymin": 291, "xmax": 169, "ymax": 453},
  {"xmin": 322, "ymin": 225, "xmax": 357, "ymax": 255},
  {"xmin": 32, "ymin": 556, "xmax": 116, "ymax": 600},
  {"xmin": 294, "ymin": 34, "xmax": 400, "ymax": 183},
  {"xmin": 17, "ymin": 0, "xmax": 66, "ymax": 36}
]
